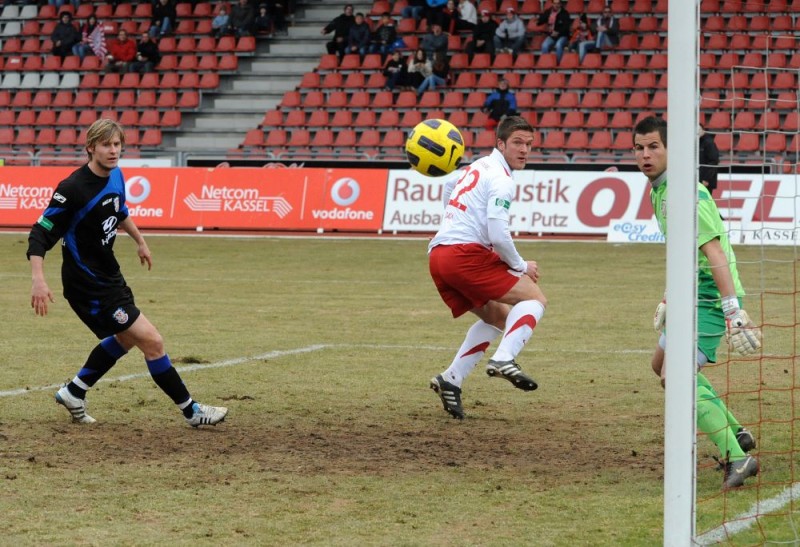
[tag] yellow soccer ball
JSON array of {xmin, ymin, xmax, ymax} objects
[{"xmin": 405, "ymin": 118, "xmax": 465, "ymax": 177}]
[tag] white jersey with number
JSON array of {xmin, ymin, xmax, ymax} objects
[{"xmin": 428, "ymin": 149, "xmax": 524, "ymax": 269}]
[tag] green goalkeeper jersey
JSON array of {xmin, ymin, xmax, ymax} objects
[{"xmin": 650, "ymin": 178, "xmax": 744, "ymax": 302}]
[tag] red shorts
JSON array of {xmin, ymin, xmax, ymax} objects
[{"xmin": 429, "ymin": 243, "xmax": 520, "ymax": 318}]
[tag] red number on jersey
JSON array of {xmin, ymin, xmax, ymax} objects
[{"xmin": 448, "ymin": 168, "xmax": 480, "ymax": 212}]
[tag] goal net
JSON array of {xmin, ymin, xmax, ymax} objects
[{"xmin": 691, "ymin": 3, "xmax": 800, "ymax": 543}]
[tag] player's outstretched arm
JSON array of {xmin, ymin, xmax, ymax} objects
[
  {"xmin": 119, "ymin": 217, "xmax": 152, "ymax": 270},
  {"xmin": 701, "ymin": 238, "xmax": 762, "ymax": 355},
  {"xmin": 29, "ymin": 255, "xmax": 54, "ymax": 316}
]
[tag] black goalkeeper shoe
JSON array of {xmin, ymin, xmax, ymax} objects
[
  {"xmin": 736, "ymin": 427, "xmax": 756, "ymax": 453},
  {"xmin": 722, "ymin": 455, "xmax": 759, "ymax": 490},
  {"xmin": 430, "ymin": 375, "xmax": 464, "ymax": 419},
  {"xmin": 486, "ymin": 359, "xmax": 538, "ymax": 391}
]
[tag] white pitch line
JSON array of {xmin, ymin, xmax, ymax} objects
[
  {"xmin": 1, "ymin": 343, "xmax": 652, "ymax": 399},
  {"xmin": 0, "ymin": 344, "xmax": 327, "ymax": 398},
  {"xmin": 696, "ymin": 482, "xmax": 800, "ymax": 545}
]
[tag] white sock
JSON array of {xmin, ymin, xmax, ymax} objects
[
  {"xmin": 443, "ymin": 320, "xmax": 502, "ymax": 387},
  {"xmin": 491, "ymin": 300, "xmax": 545, "ymax": 362}
]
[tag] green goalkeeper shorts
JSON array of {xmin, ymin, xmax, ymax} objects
[{"xmin": 697, "ymin": 297, "xmax": 744, "ymax": 363}]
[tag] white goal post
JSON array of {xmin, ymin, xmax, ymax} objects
[{"xmin": 663, "ymin": 0, "xmax": 699, "ymax": 544}]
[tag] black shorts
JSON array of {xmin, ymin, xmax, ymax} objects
[{"xmin": 67, "ymin": 285, "xmax": 142, "ymax": 339}]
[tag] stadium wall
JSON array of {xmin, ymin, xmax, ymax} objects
[{"xmin": 0, "ymin": 166, "xmax": 796, "ymax": 244}]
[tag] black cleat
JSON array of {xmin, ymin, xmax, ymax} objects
[
  {"xmin": 736, "ymin": 427, "xmax": 756, "ymax": 453},
  {"xmin": 486, "ymin": 359, "xmax": 538, "ymax": 391},
  {"xmin": 722, "ymin": 455, "xmax": 759, "ymax": 490},
  {"xmin": 430, "ymin": 375, "xmax": 464, "ymax": 419}
]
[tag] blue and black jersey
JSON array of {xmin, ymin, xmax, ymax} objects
[{"xmin": 27, "ymin": 164, "xmax": 130, "ymax": 302}]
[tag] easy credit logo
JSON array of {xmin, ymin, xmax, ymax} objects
[
  {"xmin": 330, "ymin": 177, "xmax": 360, "ymax": 206},
  {"xmin": 126, "ymin": 176, "xmax": 151, "ymax": 204}
]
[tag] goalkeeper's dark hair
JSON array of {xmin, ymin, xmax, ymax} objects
[
  {"xmin": 634, "ymin": 116, "xmax": 667, "ymax": 146},
  {"xmin": 497, "ymin": 115, "xmax": 534, "ymax": 143}
]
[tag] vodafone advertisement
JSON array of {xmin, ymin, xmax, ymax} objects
[
  {"xmin": 0, "ymin": 167, "xmax": 387, "ymax": 231},
  {"xmin": 384, "ymin": 170, "xmax": 799, "ymax": 245}
]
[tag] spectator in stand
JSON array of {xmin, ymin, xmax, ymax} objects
[
  {"xmin": 105, "ymin": 29, "xmax": 137, "ymax": 72},
  {"xmin": 483, "ymin": 77, "xmax": 518, "ymax": 126},
  {"xmin": 699, "ymin": 125, "xmax": 720, "ymax": 193},
  {"xmin": 231, "ymin": 0, "xmax": 256, "ymax": 37},
  {"xmin": 493, "ymin": 7, "xmax": 526, "ymax": 55},
  {"xmin": 52, "ymin": 11, "xmax": 81, "ymax": 60},
  {"xmin": 538, "ymin": 0, "xmax": 571, "ymax": 62},
  {"xmin": 266, "ymin": 0, "xmax": 288, "ymax": 35},
  {"xmin": 456, "ymin": 0, "xmax": 477, "ymax": 32},
  {"xmin": 149, "ymin": 0, "xmax": 177, "ymax": 38},
  {"xmin": 383, "ymin": 50, "xmax": 406, "ymax": 90},
  {"xmin": 420, "ymin": 21, "xmax": 448, "ymax": 58},
  {"xmin": 465, "ymin": 9, "xmax": 496, "ymax": 57},
  {"xmin": 433, "ymin": 0, "xmax": 458, "ymax": 35},
  {"xmin": 417, "ymin": 52, "xmax": 450, "ymax": 94},
  {"xmin": 254, "ymin": 4, "xmax": 273, "ymax": 36},
  {"xmin": 403, "ymin": 47, "xmax": 431, "ymax": 91},
  {"xmin": 346, "ymin": 12, "xmax": 371, "ymax": 56},
  {"xmin": 568, "ymin": 14, "xmax": 595, "ymax": 62},
  {"xmin": 401, "ymin": 0, "xmax": 426, "ymax": 22},
  {"xmin": 212, "ymin": 6, "xmax": 230, "ymax": 37},
  {"xmin": 370, "ymin": 12, "xmax": 397, "ymax": 57},
  {"xmin": 72, "ymin": 14, "xmax": 99, "ymax": 60},
  {"xmin": 424, "ymin": 0, "xmax": 448, "ymax": 28},
  {"xmin": 594, "ymin": 4, "xmax": 619, "ymax": 51},
  {"xmin": 128, "ymin": 32, "xmax": 161, "ymax": 74},
  {"xmin": 321, "ymin": 3, "xmax": 355, "ymax": 57}
]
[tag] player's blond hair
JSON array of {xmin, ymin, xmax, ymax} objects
[{"xmin": 85, "ymin": 119, "xmax": 126, "ymax": 159}]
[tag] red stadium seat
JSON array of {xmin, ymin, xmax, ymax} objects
[
  {"xmin": 71, "ymin": 91, "xmax": 92, "ymax": 109},
  {"xmin": 284, "ymin": 110, "xmax": 305, "ymax": 127},
  {"xmin": 311, "ymin": 129, "xmax": 335, "ymax": 148},
  {"xmin": 376, "ymin": 110, "xmax": 400, "ymax": 128},
  {"xmin": 353, "ymin": 110, "xmax": 376, "ymax": 128},
  {"xmin": 178, "ymin": 55, "xmax": 198, "ymax": 71},
  {"xmin": 542, "ymin": 130, "xmax": 567, "ymax": 149},
  {"xmin": 198, "ymin": 73, "xmax": 219, "ymax": 89},
  {"xmin": 357, "ymin": 130, "xmax": 381, "ymax": 148},
  {"xmin": 16, "ymin": 110, "xmax": 36, "ymax": 125},
  {"xmin": 307, "ymin": 110, "xmax": 329, "ymax": 128},
  {"xmin": 119, "ymin": 110, "xmax": 140, "ymax": 127},
  {"xmin": 330, "ymin": 110, "xmax": 352, "ymax": 127},
  {"xmin": 538, "ymin": 111, "xmax": 561, "ymax": 128},
  {"xmin": 161, "ymin": 111, "xmax": 181, "ymax": 127},
  {"xmin": 32, "ymin": 91, "xmax": 52, "ymax": 108},
  {"xmin": 562, "ymin": 112, "xmax": 585, "ymax": 129},
  {"xmin": 334, "ymin": 130, "xmax": 356, "ymax": 147},
  {"xmin": 55, "ymin": 128, "xmax": 78, "ymax": 147},
  {"xmin": 265, "ymin": 129, "xmax": 287, "ymax": 147},
  {"xmin": 137, "ymin": 90, "xmax": 157, "ymax": 107},
  {"xmin": 54, "ymin": 110, "xmax": 77, "ymax": 127},
  {"xmin": 400, "ymin": 110, "xmax": 423, "ymax": 128},
  {"xmin": 140, "ymin": 129, "xmax": 162, "ymax": 147}
]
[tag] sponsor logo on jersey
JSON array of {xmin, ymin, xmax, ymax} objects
[
  {"xmin": 53, "ymin": 192, "xmax": 66, "ymax": 203},
  {"xmin": 114, "ymin": 196, "xmax": 119, "ymax": 212},
  {"xmin": 495, "ymin": 198, "xmax": 511, "ymax": 209},
  {"xmin": 112, "ymin": 307, "xmax": 129, "ymax": 324}
]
